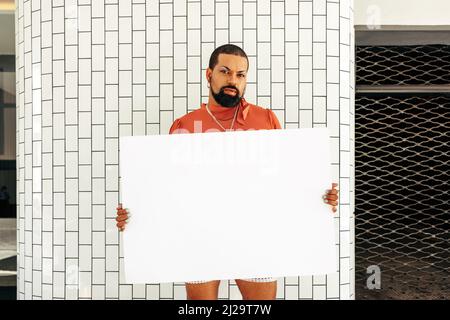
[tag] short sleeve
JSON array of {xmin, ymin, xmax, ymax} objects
[
  {"xmin": 267, "ymin": 109, "xmax": 282, "ymax": 129},
  {"xmin": 169, "ymin": 118, "xmax": 182, "ymax": 134}
]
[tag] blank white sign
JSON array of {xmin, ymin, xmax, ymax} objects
[{"xmin": 120, "ymin": 128, "xmax": 337, "ymax": 284}]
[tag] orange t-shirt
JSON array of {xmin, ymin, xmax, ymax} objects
[{"xmin": 169, "ymin": 98, "xmax": 282, "ymax": 134}]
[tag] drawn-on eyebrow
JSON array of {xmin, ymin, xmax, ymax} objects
[{"xmin": 220, "ymin": 66, "xmax": 247, "ymax": 74}]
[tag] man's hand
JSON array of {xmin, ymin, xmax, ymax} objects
[
  {"xmin": 323, "ymin": 183, "xmax": 339, "ymax": 213},
  {"xmin": 116, "ymin": 203, "xmax": 129, "ymax": 231}
]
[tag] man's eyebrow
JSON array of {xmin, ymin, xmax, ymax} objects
[{"xmin": 220, "ymin": 66, "xmax": 247, "ymax": 73}]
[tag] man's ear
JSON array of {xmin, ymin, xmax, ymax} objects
[{"xmin": 206, "ymin": 68, "xmax": 212, "ymax": 82}]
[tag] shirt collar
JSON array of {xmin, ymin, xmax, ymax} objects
[{"xmin": 201, "ymin": 98, "xmax": 251, "ymax": 122}]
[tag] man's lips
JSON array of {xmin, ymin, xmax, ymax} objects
[{"xmin": 223, "ymin": 88, "xmax": 237, "ymax": 95}]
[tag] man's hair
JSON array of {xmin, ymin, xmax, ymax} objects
[{"xmin": 208, "ymin": 44, "xmax": 249, "ymax": 71}]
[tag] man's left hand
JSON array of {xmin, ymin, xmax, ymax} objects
[{"xmin": 323, "ymin": 183, "xmax": 339, "ymax": 213}]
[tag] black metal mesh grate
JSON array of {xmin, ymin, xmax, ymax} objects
[
  {"xmin": 354, "ymin": 93, "xmax": 450, "ymax": 299},
  {"xmin": 356, "ymin": 45, "xmax": 450, "ymax": 85}
]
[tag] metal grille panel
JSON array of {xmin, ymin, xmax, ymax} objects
[
  {"xmin": 356, "ymin": 45, "xmax": 450, "ymax": 85},
  {"xmin": 355, "ymin": 94, "xmax": 449, "ymax": 299}
]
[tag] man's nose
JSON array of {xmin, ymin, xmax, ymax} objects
[
  {"xmin": 227, "ymin": 74, "xmax": 238, "ymax": 86},
  {"xmin": 228, "ymin": 72, "xmax": 238, "ymax": 86}
]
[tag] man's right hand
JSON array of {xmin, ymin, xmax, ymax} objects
[{"xmin": 116, "ymin": 203, "xmax": 129, "ymax": 232}]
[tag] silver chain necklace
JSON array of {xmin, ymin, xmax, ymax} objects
[{"xmin": 205, "ymin": 103, "xmax": 240, "ymax": 131}]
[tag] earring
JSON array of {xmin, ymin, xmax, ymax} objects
[{"xmin": 207, "ymin": 82, "xmax": 210, "ymax": 88}]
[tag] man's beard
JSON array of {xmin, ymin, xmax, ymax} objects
[{"xmin": 211, "ymin": 85, "xmax": 242, "ymax": 108}]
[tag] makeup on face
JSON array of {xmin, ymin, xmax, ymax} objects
[{"xmin": 208, "ymin": 54, "xmax": 248, "ymax": 107}]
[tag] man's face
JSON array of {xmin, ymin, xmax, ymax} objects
[{"xmin": 207, "ymin": 53, "xmax": 248, "ymax": 108}]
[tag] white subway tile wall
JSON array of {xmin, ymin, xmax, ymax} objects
[{"xmin": 16, "ymin": 0, "xmax": 355, "ymax": 300}]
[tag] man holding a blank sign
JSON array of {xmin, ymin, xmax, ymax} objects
[{"xmin": 116, "ymin": 44, "xmax": 339, "ymax": 300}]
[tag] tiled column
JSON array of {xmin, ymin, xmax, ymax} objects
[{"xmin": 16, "ymin": 0, "xmax": 355, "ymax": 300}]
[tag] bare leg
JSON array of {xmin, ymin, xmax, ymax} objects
[
  {"xmin": 185, "ymin": 280, "xmax": 221, "ymax": 300},
  {"xmin": 235, "ymin": 279, "xmax": 277, "ymax": 300}
]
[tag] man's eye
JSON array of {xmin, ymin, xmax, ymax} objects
[{"xmin": 239, "ymin": 74, "xmax": 245, "ymax": 78}]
